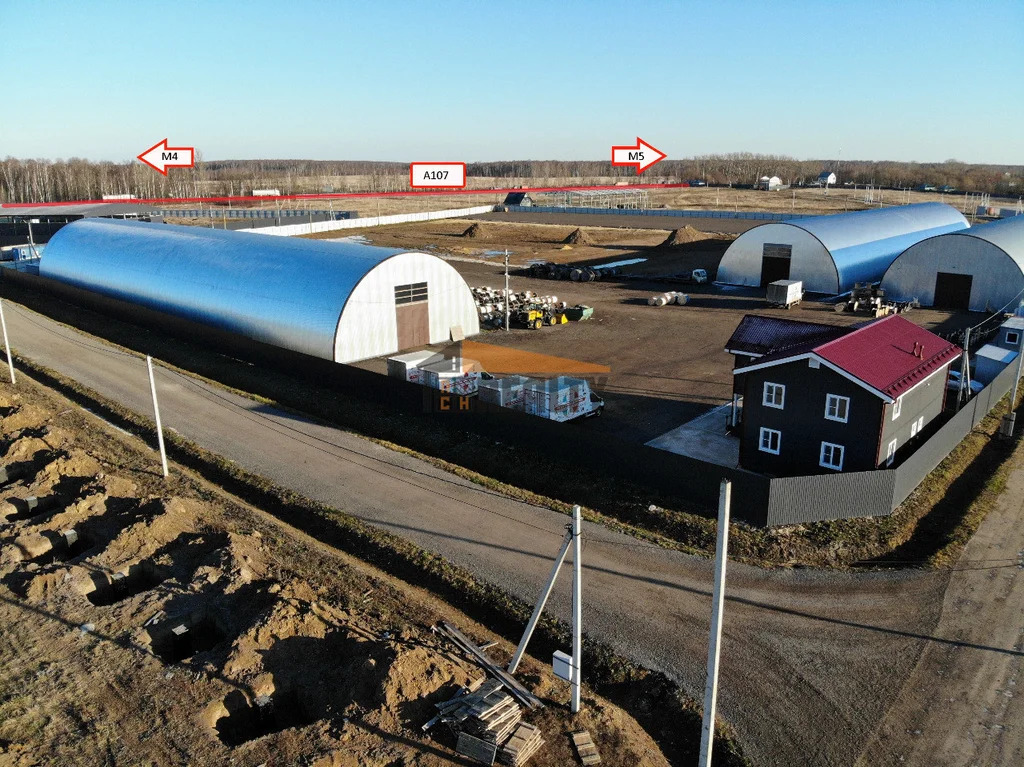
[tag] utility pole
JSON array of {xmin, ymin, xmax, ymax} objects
[
  {"xmin": 571, "ymin": 504, "xmax": 582, "ymax": 714},
  {"xmin": 508, "ymin": 524, "xmax": 573, "ymax": 674},
  {"xmin": 146, "ymin": 356, "xmax": 169, "ymax": 478},
  {"xmin": 958, "ymin": 327, "xmax": 971, "ymax": 409},
  {"xmin": 0, "ymin": 298, "xmax": 14, "ymax": 385},
  {"xmin": 504, "ymin": 249, "xmax": 511, "ymax": 333},
  {"xmin": 698, "ymin": 480, "xmax": 731, "ymax": 767}
]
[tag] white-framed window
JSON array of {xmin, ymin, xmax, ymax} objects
[
  {"xmin": 824, "ymin": 394, "xmax": 850, "ymax": 423},
  {"xmin": 1007, "ymin": 331, "xmax": 1020, "ymax": 346},
  {"xmin": 759, "ymin": 427, "xmax": 781, "ymax": 455},
  {"xmin": 892, "ymin": 397, "xmax": 903, "ymax": 420},
  {"xmin": 763, "ymin": 382, "xmax": 785, "ymax": 409},
  {"xmin": 911, "ymin": 420, "xmax": 919, "ymax": 437},
  {"xmin": 820, "ymin": 442, "xmax": 844, "ymax": 470},
  {"xmin": 916, "ymin": 415, "xmax": 924, "ymax": 433},
  {"xmin": 886, "ymin": 438, "xmax": 898, "ymax": 466}
]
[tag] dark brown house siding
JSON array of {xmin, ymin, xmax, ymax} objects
[{"xmin": 739, "ymin": 356, "xmax": 955, "ymax": 476}]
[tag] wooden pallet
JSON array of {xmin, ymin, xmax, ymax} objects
[{"xmin": 571, "ymin": 730, "xmax": 602, "ymax": 765}]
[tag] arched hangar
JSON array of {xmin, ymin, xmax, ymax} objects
[
  {"xmin": 716, "ymin": 202, "xmax": 969, "ymax": 294},
  {"xmin": 39, "ymin": 218, "xmax": 479, "ymax": 363},
  {"xmin": 880, "ymin": 215, "xmax": 1024, "ymax": 312}
]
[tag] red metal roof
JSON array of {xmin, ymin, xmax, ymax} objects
[{"xmin": 814, "ymin": 315, "xmax": 961, "ymax": 399}]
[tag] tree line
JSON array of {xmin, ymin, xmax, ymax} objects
[{"xmin": 1, "ymin": 154, "xmax": 1020, "ymax": 203}]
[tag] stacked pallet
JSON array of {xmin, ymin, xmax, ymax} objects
[
  {"xmin": 497, "ymin": 722, "xmax": 544, "ymax": 766},
  {"xmin": 571, "ymin": 730, "xmax": 602, "ymax": 765}
]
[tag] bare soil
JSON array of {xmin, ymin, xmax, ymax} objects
[{"xmin": 0, "ymin": 379, "xmax": 671, "ymax": 767}]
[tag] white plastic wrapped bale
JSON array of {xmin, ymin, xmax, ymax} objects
[
  {"xmin": 386, "ymin": 351, "xmax": 444, "ymax": 383},
  {"xmin": 478, "ymin": 375, "xmax": 530, "ymax": 410},
  {"xmin": 523, "ymin": 376, "xmax": 593, "ymax": 422},
  {"xmin": 421, "ymin": 357, "xmax": 482, "ymax": 395}
]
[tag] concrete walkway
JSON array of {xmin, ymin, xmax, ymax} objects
[{"xmin": 645, "ymin": 402, "xmax": 740, "ymax": 467}]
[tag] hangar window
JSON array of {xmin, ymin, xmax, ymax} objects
[
  {"xmin": 394, "ymin": 282, "xmax": 428, "ymax": 305},
  {"xmin": 762, "ymin": 243, "xmax": 792, "ymax": 259}
]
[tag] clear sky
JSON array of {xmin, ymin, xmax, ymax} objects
[{"xmin": 2, "ymin": 0, "xmax": 1021, "ymax": 165}]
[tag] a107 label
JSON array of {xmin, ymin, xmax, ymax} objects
[{"xmin": 409, "ymin": 163, "xmax": 466, "ymax": 188}]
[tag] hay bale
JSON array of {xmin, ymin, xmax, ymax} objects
[{"xmin": 462, "ymin": 223, "xmax": 483, "ymax": 238}]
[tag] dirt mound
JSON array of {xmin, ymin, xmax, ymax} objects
[
  {"xmin": 659, "ymin": 226, "xmax": 715, "ymax": 247},
  {"xmin": 462, "ymin": 222, "xmax": 484, "ymax": 238},
  {"xmin": 563, "ymin": 227, "xmax": 591, "ymax": 245}
]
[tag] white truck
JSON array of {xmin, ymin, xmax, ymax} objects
[{"xmin": 766, "ymin": 279, "xmax": 803, "ymax": 310}]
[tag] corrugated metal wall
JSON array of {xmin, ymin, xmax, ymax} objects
[{"xmin": 248, "ymin": 205, "xmax": 496, "ymax": 236}]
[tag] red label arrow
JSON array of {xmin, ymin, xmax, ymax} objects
[
  {"xmin": 611, "ymin": 137, "xmax": 666, "ymax": 174},
  {"xmin": 137, "ymin": 139, "xmax": 195, "ymax": 176}
]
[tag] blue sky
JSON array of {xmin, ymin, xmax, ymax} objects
[{"xmin": 2, "ymin": 0, "xmax": 1021, "ymax": 164}]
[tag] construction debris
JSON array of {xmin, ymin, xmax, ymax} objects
[
  {"xmin": 834, "ymin": 282, "xmax": 918, "ymax": 316},
  {"xmin": 431, "ymin": 679, "xmax": 545, "ymax": 766},
  {"xmin": 435, "ymin": 622, "xmax": 542, "ymax": 708},
  {"xmin": 571, "ymin": 730, "xmax": 602, "ymax": 765}
]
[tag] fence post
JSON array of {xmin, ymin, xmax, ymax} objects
[{"xmin": 0, "ymin": 299, "xmax": 14, "ymax": 385}]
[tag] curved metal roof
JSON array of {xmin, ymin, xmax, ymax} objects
[
  {"xmin": 783, "ymin": 202, "xmax": 969, "ymax": 290},
  {"xmin": 954, "ymin": 213, "xmax": 1024, "ymax": 253},
  {"xmin": 39, "ymin": 218, "xmax": 412, "ymax": 360}
]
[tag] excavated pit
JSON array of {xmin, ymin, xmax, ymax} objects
[
  {"xmin": 87, "ymin": 561, "xmax": 168, "ymax": 606},
  {"xmin": 214, "ymin": 688, "xmax": 312, "ymax": 747},
  {"xmin": 148, "ymin": 612, "xmax": 229, "ymax": 665}
]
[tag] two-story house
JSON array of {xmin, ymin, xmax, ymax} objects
[{"xmin": 726, "ymin": 314, "xmax": 961, "ymax": 476}]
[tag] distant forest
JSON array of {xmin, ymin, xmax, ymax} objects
[{"xmin": 1, "ymin": 154, "xmax": 1020, "ymax": 203}]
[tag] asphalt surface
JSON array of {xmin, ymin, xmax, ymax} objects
[
  {"xmin": 470, "ymin": 210, "xmax": 765, "ymax": 234},
  {"xmin": 1, "ymin": 301, "xmax": 965, "ymax": 766}
]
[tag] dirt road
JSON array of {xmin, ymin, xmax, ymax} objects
[
  {"xmin": 0, "ymin": 300, "xmax": 992, "ymax": 767},
  {"xmin": 469, "ymin": 211, "xmax": 769, "ymax": 234},
  {"xmin": 857, "ymin": 446, "xmax": 1024, "ymax": 766}
]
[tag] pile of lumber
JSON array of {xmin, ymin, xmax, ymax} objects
[
  {"xmin": 497, "ymin": 722, "xmax": 544, "ymax": 766},
  {"xmin": 429, "ymin": 679, "xmax": 545, "ymax": 765}
]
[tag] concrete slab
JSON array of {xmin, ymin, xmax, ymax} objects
[{"xmin": 645, "ymin": 403, "xmax": 740, "ymax": 467}]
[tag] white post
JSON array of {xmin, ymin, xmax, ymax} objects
[
  {"xmin": 0, "ymin": 299, "xmax": 14, "ymax": 385},
  {"xmin": 571, "ymin": 504, "xmax": 582, "ymax": 714},
  {"xmin": 699, "ymin": 479, "xmax": 731, "ymax": 767},
  {"xmin": 508, "ymin": 528, "xmax": 572, "ymax": 674},
  {"xmin": 504, "ymin": 250, "xmax": 511, "ymax": 333},
  {"xmin": 146, "ymin": 356, "xmax": 169, "ymax": 477}
]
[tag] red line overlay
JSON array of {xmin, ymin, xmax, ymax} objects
[{"xmin": 1, "ymin": 183, "xmax": 690, "ymax": 209}]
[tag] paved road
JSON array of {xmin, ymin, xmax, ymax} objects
[
  {"xmin": 0, "ymin": 300, "xmax": 978, "ymax": 767},
  {"xmin": 470, "ymin": 210, "xmax": 764, "ymax": 234}
]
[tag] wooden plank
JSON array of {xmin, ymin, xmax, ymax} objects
[
  {"xmin": 571, "ymin": 730, "xmax": 601, "ymax": 765},
  {"xmin": 439, "ymin": 622, "xmax": 542, "ymax": 708}
]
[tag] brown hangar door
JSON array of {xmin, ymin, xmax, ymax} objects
[
  {"xmin": 760, "ymin": 243, "xmax": 792, "ymax": 286},
  {"xmin": 933, "ymin": 272, "xmax": 973, "ymax": 310},
  {"xmin": 395, "ymin": 281, "xmax": 430, "ymax": 348}
]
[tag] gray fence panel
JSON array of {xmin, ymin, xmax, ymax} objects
[
  {"xmin": 766, "ymin": 470, "xmax": 897, "ymax": 525},
  {"xmin": 507, "ymin": 206, "xmax": 799, "ymax": 221}
]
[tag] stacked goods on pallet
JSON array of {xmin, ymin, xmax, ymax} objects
[
  {"xmin": 386, "ymin": 351, "xmax": 445, "ymax": 383},
  {"xmin": 471, "ymin": 287, "xmax": 567, "ymax": 328},
  {"xmin": 438, "ymin": 679, "xmax": 544, "ymax": 765},
  {"xmin": 421, "ymin": 357, "xmax": 482, "ymax": 396},
  {"xmin": 478, "ymin": 376, "xmax": 530, "ymax": 410}
]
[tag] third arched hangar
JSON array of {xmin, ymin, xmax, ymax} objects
[{"xmin": 880, "ymin": 215, "xmax": 1024, "ymax": 312}]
